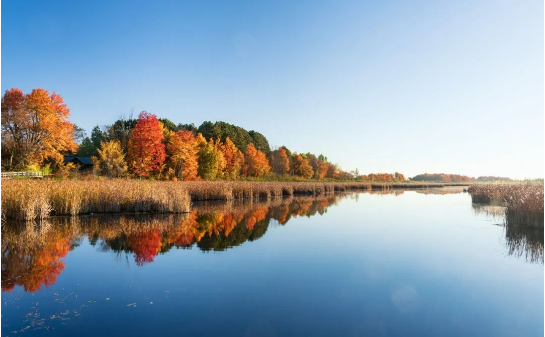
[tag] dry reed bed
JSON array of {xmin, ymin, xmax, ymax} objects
[
  {"xmin": 182, "ymin": 181, "xmax": 370, "ymax": 201},
  {"xmin": 468, "ymin": 183, "xmax": 544, "ymax": 227},
  {"xmin": 2, "ymin": 179, "xmax": 447, "ymax": 221},
  {"xmin": 182, "ymin": 181, "xmax": 442, "ymax": 201},
  {"xmin": 2, "ymin": 180, "xmax": 191, "ymax": 221}
]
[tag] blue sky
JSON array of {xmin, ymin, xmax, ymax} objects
[{"xmin": 2, "ymin": 0, "xmax": 543, "ymax": 178}]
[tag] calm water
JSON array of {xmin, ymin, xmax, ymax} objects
[{"xmin": 2, "ymin": 189, "xmax": 543, "ymax": 337}]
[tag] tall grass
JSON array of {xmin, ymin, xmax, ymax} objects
[
  {"xmin": 2, "ymin": 179, "xmax": 451, "ymax": 221},
  {"xmin": 472, "ymin": 195, "xmax": 544, "ymax": 264},
  {"xmin": 2, "ymin": 180, "xmax": 191, "ymax": 220},
  {"xmin": 468, "ymin": 182, "xmax": 544, "ymax": 227},
  {"xmin": 183, "ymin": 181, "xmax": 442, "ymax": 201}
]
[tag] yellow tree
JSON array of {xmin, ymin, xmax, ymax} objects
[
  {"xmin": 212, "ymin": 138, "xmax": 227, "ymax": 179},
  {"xmin": 222, "ymin": 137, "xmax": 244, "ymax": 180},
  {"xmin": 94, "ymin": 140, "xmax": 128, "ymax": 178},
  {"xmin": 1, "ymin": 88, "xmax": 78, "ymax": 170},
  {"xmin": 166, "ymin": 130, "xmax": 199, "ymax": 180},
  {"xmin": 244, "ymin": 143, "xmax": 271, "ymax": 177},
  {"xmin": 196, "ymin": 133, "xmax": 219, "ymax": 180},
  {"xmin": 293, "ymin": 154, "xmax": 314, "ymax": 179}
]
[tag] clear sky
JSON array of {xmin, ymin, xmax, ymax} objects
[{"xmin": 2, "ymin": 0, "xmax": 543, "ymax": 179}]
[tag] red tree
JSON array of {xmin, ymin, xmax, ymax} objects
[{"xmin": 128, "ymin": 112, "xmax": 166, "ymax": 177}]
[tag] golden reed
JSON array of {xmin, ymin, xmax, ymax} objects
[{"xmin": 2, "ymin": 179, "xmax": 446, "ymax": 220}]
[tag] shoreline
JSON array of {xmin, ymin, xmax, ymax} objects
[{"xmin": 1, "ymin": 180, "xmax": 469, "ymax": 221}]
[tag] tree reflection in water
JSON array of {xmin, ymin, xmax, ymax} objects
[
  {"xmin": 5, "ymin": 191, "xmax": 541, "ymax": 295},
  {"xmin": 1, "ymin": 223, "xmax": 77, "ymax": 293},
  {"xmin": 2, "ymin": 195, "xmax": 343, "ymax": 292}
]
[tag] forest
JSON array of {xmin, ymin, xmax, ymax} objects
[
  {"xmin": 410, "ymin": 173, "xmax": 513, "ymax": 183},
  {"xmin": 1, "ymin": 88, "xmax": 407, "ymax": 182}
]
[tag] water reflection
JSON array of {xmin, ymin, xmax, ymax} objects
[
  {"xmin": 472, "ymin": 204, "xmax": 544, "ymax": 264},
  {"xmin": 2, "ymin": 195, "xmax": 343, "ymax": 293},
  {"xmin": 2, "ymin": 190, "xmax": 543, "ymax": 337},
  {"xmin": 415, "ymin": 186, "xmax": 468, "ymax": 195},
  {"xmin": 4, "ymin": 191, "xmax": 542, "ymax": 297},
  {"xmin": 504, "ymin": 221, "xmax": 544, "ymax": 264}
]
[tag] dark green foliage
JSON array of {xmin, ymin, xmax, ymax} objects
[
  {"xmin": 178, "ymin": 123, "xmax": 197, "ymax": 133},
  {"xmin": 159, "ymin": 118, "xmax": 179, "ymax": 132},
  {"xmin": 105, "ymin": 118, "xmax": 136, "ymax": 153},
  {"xmin": 197, "ymin": 121, "xmax": 261, "ymax": 153},
  {"xmin": 411, "ymin": 173, "xmax": 475, "ymax": 182},
  {"xmin": 248, "ymin": 130, "xmax": 271, "ymax": 155},
  {"xmin": 477, "ymin": 176, "xmax": 512, "ymax": 182},
  {"xmin": 77, "ymin": 126, "xmax": 105, "ymax": 156},
  {"xmin": 77, "ymin": 138, "xmax": 95, "ymax": 156},
  {"xmin": 90, "ymin": 126, "xmax": 105, "ymax": 148}
]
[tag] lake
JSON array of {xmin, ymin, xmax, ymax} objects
[{"xmin": 2, "ymin": 188, "xmax": 543, "ymax": 337}]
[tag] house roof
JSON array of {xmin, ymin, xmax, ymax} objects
[{"xmin": 64, "ymin": 156, "xmax": 94, "ymax": 165}]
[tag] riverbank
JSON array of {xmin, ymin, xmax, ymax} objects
[
  {"xmin": 468, "ymin": 182, "xmax": 544, "ymax": 228},
  {"xmin": 1, "ymin": 179, "xmax": 467, "ymax": 221}
]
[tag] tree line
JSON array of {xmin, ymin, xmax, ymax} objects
[{"xmin": 1, "ymin": 88, "xmax": 407, "ymax": 181}]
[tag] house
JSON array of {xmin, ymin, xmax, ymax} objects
[{"xmin": 64, "ymin": 156, "xmax": 94, "ymax": 170}]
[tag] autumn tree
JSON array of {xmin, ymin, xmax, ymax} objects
[
  {"xmin": 197, "ymin": 134, "xmax": 219, "ymax": 180},
  {"xmin": 212, "ymin": 138, "xmax": 227, "ymax": 179},
  {"xmin": 244, "ymin": 143, "xmax": 271, "ymax": 177},
  {"xmin": 222, "ymin": 137, "xmax": 244, "ymax": 179},
  {"xmin": 394, "ymin": 172, "xmax": 406, "ymax": 181},
  {"xmin": 305, "ymin": 153, "xmax": 328, "ymax": 179},
  {"xmin": 93, "ymin": 140, "xmax": 128, "ymax": 177},
  {"xmin": 1, "ymin": 88, "xmax": 78, "ymax": 170},
  {"xmin": 292, "ymin": 154, "xmax": 314, "ymax": 179},
  {"xmin": 166, "ymin": 130, "xmax": 199, "ymax": 180},
  {"xmin": 271, "ymin": 147, "xmax": 290, "ymax": 176},
  {"xmin": 314, "ymin": 159, "xmax": 328, "ymax": 179},
  {"xmin": 127, "ymin": 112, "xmax": 166, "ymax": 178},
  {"xmin": 326, "ymin": 163, "xmax": 339, "ymax": 179}
]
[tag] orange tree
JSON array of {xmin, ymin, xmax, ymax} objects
[
  {"xmin": 243, "ymin": 143, "xmax": 271, "ymax": 177},
  {"xmin": 293, "ymin": 154, "xmax": 314, "ymax": 179},
  {"xmin": 1, "ymin": 88, "xmax": 78, "ymax": 170},
  {"xmin": 166, "ymin": 130, "xmax": 199, "ymax": 180},
  {"xmin": 271, "ymin": 147, "xmax": 290, "ymax": 176},
  {"xmin": 127, "ymin": 111, "xmax": 166, "ymax": 178},
  {"xmin": 222, "ymin": 137, "xmax": 244, "ymax": 179}
]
